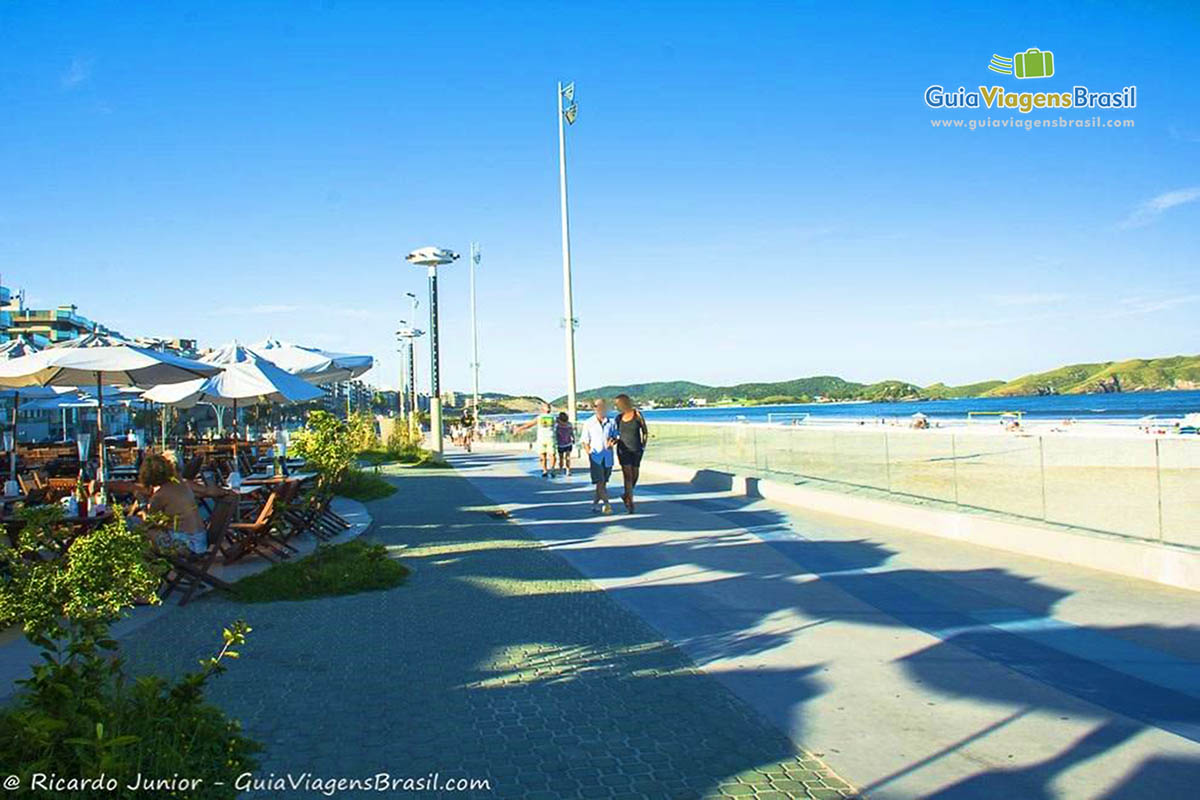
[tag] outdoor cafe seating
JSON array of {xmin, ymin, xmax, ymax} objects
[{"xmin": 0, "ymin": 435, "xmax": 332, "ymax": 608}]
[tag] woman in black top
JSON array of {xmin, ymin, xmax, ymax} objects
[{"xmin": 614, "ymin": 394, "xmax": 648, "ymax": 513}]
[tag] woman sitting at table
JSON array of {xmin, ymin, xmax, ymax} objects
[{"xmin": 136, "ymin": 453, "xmax": 232, "ymax": 555}]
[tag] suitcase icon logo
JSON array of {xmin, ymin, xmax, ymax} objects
[{"xmin": 988, "ymin": 48, "xmax": 1055, "ymax": 79}]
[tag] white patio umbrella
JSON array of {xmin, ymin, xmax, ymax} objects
[
  {"xmin": 143, "ymin": 343, "xmax": 323, "ymax": 450},
  {"xmin": 22, "ymin": 387, "xmax": 135, "ymax": 412},
  {"xmin": 0, "ymin": 337, "xmax": 56, "ymax": 488},
  {"xmin": 0, "ymin": 332, "xmax": 221, "ymax": 486},
  {"xmin": 248, "ymin": 338, "xmax": 373, "ymax": 385}
]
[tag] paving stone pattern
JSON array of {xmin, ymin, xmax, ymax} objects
[{"xmin": 123, "ymin": 465, "xmax": 859, "ymax": 799}]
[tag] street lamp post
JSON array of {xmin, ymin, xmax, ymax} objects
[
  {"xmin": 469, "ymin": 242, "xmax": 481, "ymax": 429},
  {"xmin": 557, "ymin": 81, "xmax": 579, "ymax": 423},
  {"xmin": 405, "ymin": 292, "xmax": 420, "ymax": 436},
  {"xmin": 396, "ymin": 319, "xmax": 408, "ymax": 419},
  {"xmin": 395, "ymin": 324, "xmax": 424, "ymax": 438},
  {"xmin": 405, "ymin": 247, "xmax": 459, "ymax": 455}
]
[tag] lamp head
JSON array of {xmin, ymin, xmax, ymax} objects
[{"xmin": 406, "ymin": 247, "xmax": 459, "ymax": 268}]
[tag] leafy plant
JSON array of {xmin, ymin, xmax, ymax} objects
[
  {"xmin": 0, "ymin": 622, "xmax": 261, "ymax": 798},
  {"xmin": 290, "ymin": 409, "xmax": 356, "ymax": 482},
  {"xmin": 0, "ymin": 510, "xmax": 261, "ymax": 796},
  {"xmin": 0, "ymin": 508, "xmax": 163, "ymax": 637},
  {"xmin": 232, "ymin": 540, "xmax": 408, "ymax": 602},
  {"xmin": 346, "ymin": 410, "xmax": 380, "ymax": 453}
]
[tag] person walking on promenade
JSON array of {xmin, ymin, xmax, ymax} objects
[
  {"xmin": 613, "ymin": 393, "xmax": 649, "ymax": 513},
  {"xmin": 580, "ymin": 398, "xmax": 617, "ymax": 514},
  {"xmin": 554, "ymin": 411, "xmax": 575, "ymax": 477},
  {"xmin": 514, "ymin": 402, "xmax": 558, "ymax": 477}
]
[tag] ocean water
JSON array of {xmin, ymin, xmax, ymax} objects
[
  {"xmin": 489, "ymin": 390, "xmax": 1200, "ymax": 424},
  {"xmin": 639, "ymin": 391, "xmax": 1200, "ymax": 424}
]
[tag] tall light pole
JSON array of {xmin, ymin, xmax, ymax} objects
[
  {"xmin": 406, "ymin": 247, "xmax": 459, "ymax": 455},
  {"xmin": 557, "ymin": 81, "xmax": 579, "ymax": 423},
  {"xmin": 405, "ymin": 292, "xmax": 420, "ymax": 437},
  {"xmin": 469, "ymin": 242, "xmax": 481, "ymax": 429},
  {"xmin": 395, "ymin": 325, "xmax": 424, "ymax": 437},
  {"xmin": 396, "ymin": 319, "xmax": 408, "ymax": 419}
]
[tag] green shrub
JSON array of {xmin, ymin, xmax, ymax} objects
[
  {"xmin": 0, "ymin": 512, "xmax": 260, "ymax": 796},
  {"xmin": 347, "ymin": 410, "xmax": 380, "ymax": 453},
  {"xmin": 232, "ymin": 540, "xmax": 408, "ymax": 603},
  {"xmin": 291, "ymin": 410, "xmax": 356, "ymax": 482},
  {"xmin": 0, "ymin": 507, "xmax": 163, "ymax": 638},
  {"xmin": 383, "ymin": 423, "xmax": 446, "ymax": 466},
  {"xmin": 0, "ymin": 623, "xmax": 261, "ymax": 798}
]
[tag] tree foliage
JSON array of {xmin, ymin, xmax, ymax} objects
[{"xmin": 290, "ymin": 409, "xmax": 357, "ymax": 482}]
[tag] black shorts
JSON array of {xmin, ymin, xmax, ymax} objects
[
  {"xmin": 588, "ymin": 458, "xmax": 613, "ymax": 485},
  {"xmin": 557, "ymin": 446, "xmax": 573, "ymax": 455},
  {"xmin": 616, "ymin": 444, "xmax": 643, "ymax": 467}
]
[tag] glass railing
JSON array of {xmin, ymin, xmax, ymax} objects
[
  {"xmin": 480, "ymin": 428, "xmax": 537, "ymax": 444},
  {"xmin": 649, "ymin": 421, "xmax": 1200, "ymax": 548}
]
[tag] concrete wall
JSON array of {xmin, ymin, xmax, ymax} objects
[{"xmin": 640, "ymin": 459, "xmax": 1200, "ymax": 593}]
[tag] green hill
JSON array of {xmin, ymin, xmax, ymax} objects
[
  {"xmin": 550, "ymin": 354, "xmax": 1200, "ymax": 407},
  {"xmin": 983, "ymin": 355, "xmax": 1200, "ymax": 396},
  {"xmin": 478, "ymin": 392, "xmax": 546, "ymax": 414},
  {"xmin": 922, "ymin": 380, "xmax": 1007, "ymax": 399}
]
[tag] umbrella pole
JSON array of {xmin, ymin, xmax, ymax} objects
[
  {"xmin": 10, "ymin": 392, "xmax": 18, "ymax": 482},
  {"xmin": 232, "ymin": 398, "xmax": 238, "ymax": 461},
  {"xmin": 95, "ymin": 375, "xmax": 105, "ymax": 488}
]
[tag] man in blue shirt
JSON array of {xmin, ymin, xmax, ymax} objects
[{"xmin": 580, "ymin": 398, "xmax": 617, "ymax": 514}]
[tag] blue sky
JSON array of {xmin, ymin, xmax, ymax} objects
[{"xmin": 2, "ymin": 1, "xmax": 1198, "ymax": 398}]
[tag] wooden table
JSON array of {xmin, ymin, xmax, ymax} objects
[{"xmin": 242, "ymin": 471, "xmax": 318, "ymax": 485}]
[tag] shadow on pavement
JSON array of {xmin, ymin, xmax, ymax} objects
[{"xmin": 454, "ymin": 451, "xmax": 1200, "ymax": 799}]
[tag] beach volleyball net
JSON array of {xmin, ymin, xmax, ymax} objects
[{"xmin": 766, "ymin": 412, "xmax": 811, "ymax": 425}]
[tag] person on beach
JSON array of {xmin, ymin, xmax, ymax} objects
[
  {"xmin": 613, "ymin": 393, "xmax": 649, "ymax": 513},
  {"xmin": 554, "ymin": 411, "xmax": 575, "ymax": 477},
  {"xmin": 514, "ymin": 402, "xmax": 559, "ymax": 477},
  {"xmin": 580, "ymin": 398, "xmax": 618, "ymax": 514}
]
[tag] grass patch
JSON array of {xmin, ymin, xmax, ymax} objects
[
  {"xmin": 333, "ymin": 468, "xmax": 398, "ymax": 501},
  {"xmin": 233, "ymin": 540, "xmax": 408, "ymax": 603},
  {"xmin": 359, "ymin": 446, "xmax": 449, "ymax": 469},
  {"xmin": 359, "ymin": 448, "xmax": 395, "ymax": 467}
]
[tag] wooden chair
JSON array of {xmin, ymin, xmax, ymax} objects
[
  {"xmin": 313, "ymin": 476, "xmax": 352, "ymax": 532},
  {"xmin": 159, "ymin": 498, "xmax": 237, "ymax": 606},
  {"xmin": 305, "ymin": 482, "xmax": 348, "ymax": 541},
  {"xmin": 277, "ymin": 479, "xmax": 330, "ymax": 542},
  {"xmin": 225, "ymin": 489, "xmax": 294, "ymax": 562}
]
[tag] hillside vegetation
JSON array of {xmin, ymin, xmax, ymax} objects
[
  {"xmin": 548, "ymin": 354, "xmax": 1200, "ymax": 406},
  {"xmin": 982, "ymin": 355, "xmax": 1200, "ymax": 397},
  {"xmin": 479, "ymin": 393, "xmax": 545, "ymax": 414}
]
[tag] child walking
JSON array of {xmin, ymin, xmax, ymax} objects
[{"xmin": 554, "ymin": 412, "xmax": 575, "ymax": 477}]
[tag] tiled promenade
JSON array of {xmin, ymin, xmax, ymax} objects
[{"xmin": 122, "ymin": 460, "xmax": 856, "ymax": 799}]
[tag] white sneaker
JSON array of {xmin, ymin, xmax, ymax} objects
[{"xmin": 602, "ymin": 503, "xmax": 613, "ymax": 515}]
